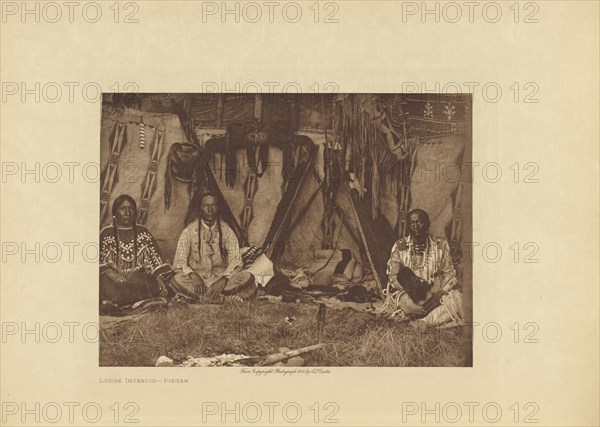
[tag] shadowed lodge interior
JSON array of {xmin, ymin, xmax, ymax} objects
[{"xmin": 99, "ymin": 92, "xmax": 473, "ymax": 366}]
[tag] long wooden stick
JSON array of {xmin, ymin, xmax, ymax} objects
[
  {"xmin": 344, "ymin": 176, "xmax": 382, "ymax": 290},
  {"xmin": 257, "ymin": 343, "xmax": 329, "ymax": 366},
  {"xmin": 286, "ymin": 181, "xmax": 325, "ymax": 235},
  {"xmin": 233, "ymin": 343, "xmax": 329, "ymax": 366}
]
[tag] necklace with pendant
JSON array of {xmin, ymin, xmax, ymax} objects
[{"xmin": 411, "ymin": 239, "xmax": 429, "ymax": 270}]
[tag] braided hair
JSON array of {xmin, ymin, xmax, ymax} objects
[
  {"xmin": 197, "ymin": 193, "xmax": 227, "ymax": 262},
  {"xmin": 112, "ymin": 194, "xmax": 138, "ymax": 270}
]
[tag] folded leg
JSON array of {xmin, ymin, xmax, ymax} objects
[
  {"xmin": 220, "ymin": 271, "xmax": 257, "ymax": 300},
  {"xmin": 418, "ymin": 290, "xmax": 463, "ymax": 327},
  {"xmin": 169, "ymin": 272, "xmax": 205, "ymax": 301},
  {"xmin": 100, "ymin": 271, "xmax": 162, "ymax": 306}
]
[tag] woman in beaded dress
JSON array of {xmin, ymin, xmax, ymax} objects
[{"xmin": 99, "ymin": 195, "xmax": 173, "ymax": 306}]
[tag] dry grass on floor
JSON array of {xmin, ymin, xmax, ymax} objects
[{"xmin": 100, "ymin": 299, "xmax": 471, "ymax": 367}]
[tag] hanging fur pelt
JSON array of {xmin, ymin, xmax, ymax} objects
[
  {"xmin": 205, "ymin": 120, "xmax": 295, "ymax": 187},
  {"xmin": 163, "ymin": 142, "xmax": 206, "ymax": 212}
]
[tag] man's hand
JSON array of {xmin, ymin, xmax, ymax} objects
[
  {"xmin": 423, "ymin": 291, "xmax": 444, "ymax": 313},
  {"xmin": 206, "ymin": 287, "xmax": 224, "ymax": 303},
  {"xmin": 206, "ymin": 279, "xmax": 227, "ymax": 304}
]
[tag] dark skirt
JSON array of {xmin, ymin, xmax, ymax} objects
[{"xmin": 100, "ymin": 270, "xmax": 162, "ymax": 306}]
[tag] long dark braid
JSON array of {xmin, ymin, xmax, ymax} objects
[
  {"xmin": 197, "ymin": 218, "xmax": 227, "ymax": 262},
  {"xmin": 112, "ymin": 194, "xmax": 139, "ymax": 270},
  {"xmin": 197, "ymin": 192, "xmax": 228, "ymax": 263},
  {"xmin": 112, "ymin": 219, "xmax": 120, "ymax": 265},
  {"xmin": 197, "ymin": 218, "xmax": 202, "ymax": 260},
  {"xmin": 217, "ymin": 219, "xmax": 227, "ymax": 260},
  {"xmin": 132, "ymin": 224, "xmax": 138, "ymax": 269},
  {"xmin": 164, "ymin": 143, "xmax": 177, "ymax": 209}
]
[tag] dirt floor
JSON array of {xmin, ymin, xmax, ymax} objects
[{"xmin": 99, "ymin": 298, "xmax": 472, "ymax": 367}]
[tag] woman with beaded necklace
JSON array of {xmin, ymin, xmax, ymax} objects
[{"xmin": 100, "ymin": 194, "xmax": 173, "ymax": 307}]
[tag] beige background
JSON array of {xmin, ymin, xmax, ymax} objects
[{"xmin": 1, "ymin": 1, "xmax": 598, "ymax": 426}]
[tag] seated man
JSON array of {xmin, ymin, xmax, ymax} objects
[
  {"xmin": 170, "ymin": 193, "xmax": 256, "ymax": 302},
  {"xmin": 100, "ymin": 195, "xmax": 172, "ymax": 307},
  {"xmin": 383, "ymin": 208, "xmax": 463, "ymax": 327}
]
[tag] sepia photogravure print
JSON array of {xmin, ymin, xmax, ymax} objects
[
  {"xmin": 2, "ymin": 0, "xmax": 599, "ymax": 425},
  {"xmin": 99, "ymin": 93, "xmax": 472, "ymax": 367}
]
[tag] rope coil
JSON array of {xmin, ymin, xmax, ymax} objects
[{"xmin": 375, "ymin": 280, "xmax": 409, "ymax": 320}]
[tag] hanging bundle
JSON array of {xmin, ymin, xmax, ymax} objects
[
  {"xmin": 164, "ymin": 142, "xmax": 205, "ymax": 210},
  {"xmin": 239, "ymin": 146, "xmax": 261, "ymax": 233},
  {"xmin": 377, "ymin": 142, "xmax": 398, "ymax": 171}
]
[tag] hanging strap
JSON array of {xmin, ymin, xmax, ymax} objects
[
  {"xmin": 449, "ymin": 161, "xmax": 465, "ymax": 281},
  {"xmin": 397, "ymin": 143, "xmax": 419, "ymax": 237},
  {"xmin": 138, "ymin": 130, "xmax": 165, "ymax": 224},
  {"xmin": 240, "ymin": 147, "xmax": 259, "ymax": 236},
  {"xmin": 100, "ymin": 122, "xmax": 127, "ymax": 224}
]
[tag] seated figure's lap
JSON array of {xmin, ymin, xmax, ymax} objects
[
  {"xmin": 100, "ymin": 270, "xmax": 161, "ymax": 306},
  {"xmin": 170, "ymin": 272, "xmax": 205, "ymax": 299},
  {"xmin": 222, "ymin": 271, "xmax": 256, "ymax": 299},
  {"xmin": 170, "ymin": 270, "xmax": 256, "ymax": 300},
  {"xmin": 398, "ymin": 289, "xmax": 463, "ymax": 323}
]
